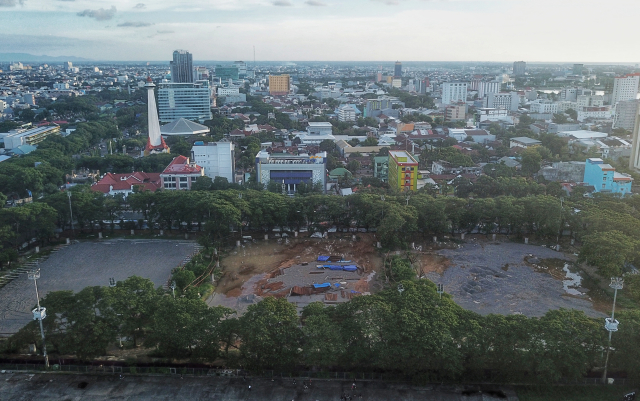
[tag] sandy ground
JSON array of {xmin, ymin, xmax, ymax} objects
[
  {"xmin": 430, "ymin": 241, "xmax": 605, "ymax": 318},
  {"xmin": 207, "ymin": 235, "xmax": 382, "ymax": 314}
]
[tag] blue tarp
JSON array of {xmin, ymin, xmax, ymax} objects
[
  {"xmin": 328, "ymin": 265, "xmax": 343, "ymax": 270},
  {"xmin": 313, "ymin": 283, "xmax": 331, "ymax": 289},
  {"xmin": 343, "ymin": 265, "xmax": 358, "ymax": 272},
  {"xmin": 317, "ymin": 256, "xmax": 330, "ymax": 261},
  {"xmin": 334, "ymin": 283, "xmax": 340, "ymax": 288},
  {"xmin": 317, "ymin": 265, "xmax": 325, "ymax": 269}
]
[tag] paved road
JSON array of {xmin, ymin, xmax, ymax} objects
[
  {"xmin": 0, "ymin": 239, "xmax": 197, "ymax": 337},
  {"xmin": 0, "ymin": 372, "xmax": 518, "ymax": 401}
]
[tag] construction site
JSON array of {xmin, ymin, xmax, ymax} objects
[
  {"xmin": 207, "ymin": 233, "xmax": 603, "ymax": 318},
  {"xmin": 207, "ymin": 234, "xmax": 384, "ymax": 313}
]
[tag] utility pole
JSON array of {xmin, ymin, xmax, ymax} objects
[{"xmin": 28, "ymin": 269, "xmax": 49, "ymax": 368}]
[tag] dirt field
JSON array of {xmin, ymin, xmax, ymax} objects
[
  {"xmin": 206, "ymin": 233, "xmax": 605, "ymax": 319},
  {"xmin": 207, "ymin": 234, "xmax": 383, "ymax": 314},
  {"xmin": 432, "ymin": 240, "xmax": 604, "ymax": 318}
]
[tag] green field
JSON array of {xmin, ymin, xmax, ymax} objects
[{"xmin": 516, "ymin": 385, "xmax": 636, "ymax": 401}]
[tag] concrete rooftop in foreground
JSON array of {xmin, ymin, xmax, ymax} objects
[{"xmin": 0, "ymin": 373, "xmax": 518, "ymax": 401}]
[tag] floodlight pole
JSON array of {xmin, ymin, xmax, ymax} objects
[
  {"xmin": 67, "ymin": 191, "xmax": 75, "ymax": 235},
  {"xmin": 28, "ymin": 269, "xmax": 49, "ymax": 369},
  {"xmin": 602, "ymin": 277, "xmax": 624, "ymax": 384},
  {"xmin": 238, "ymin": 193, "xmax": 243, "ymax": 238}
]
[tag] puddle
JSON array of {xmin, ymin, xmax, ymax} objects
[{"xmin": 562, "ymin": 263, "xmax": 583, "ymax": 296}]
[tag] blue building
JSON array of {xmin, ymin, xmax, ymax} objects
[{"xmin": 583, "ymin": 158, "xmax": 633, "ymax": 196}]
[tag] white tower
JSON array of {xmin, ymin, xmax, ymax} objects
[{"xmin": 144, "ymin": 76, "xmax": 169, "ymax": 156}]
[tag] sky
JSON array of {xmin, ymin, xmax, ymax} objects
[{"xmin": 0, "ymin": 0, "xmax": 639, "ymax": 62}]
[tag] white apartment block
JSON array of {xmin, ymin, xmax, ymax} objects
[
  {"xmin": 53, "ymin": 82, "xmax": 69, "ymax": 90},
  {"xmin": 337, "ymin": 105, "xmax": 356, "ymax": 122},
  {"xmin": 442, "ymin": 82, "xmax": 468, "ymax": 105},
  {"xmin": 191, "ymin": 141, "xmax": 235, "ymax": 183},
  {"xmin": 577, "ymin": 106, "xmax": 612, "ymax": 122},
  {"xmin": 484, "ymin": 92, "xmax": 519, "ymax": 111},
  {"xmin": 556, "ymin": 101, "xmax": 577, "ymax": 113},
  {"xmin": 530, "ymin": 99, "xmax": 558, "ymax": 114},
  {"xmin": 478, "ymin": 81, "xmax": 501, "ymax": 98},
  {"xmin": 217, "ymin": 87, "xmax": 240, "ymax": 96},
  {"xmin": 612, "ymin": 73, "xmax": 640, "ymax": 106},
  {"xmin": 577, "ymin": 95, "xmax": 604, "ymax": 108},
  {"xmin": 614, "ymin": 100, "xmax": 640, "ymax": 131}
]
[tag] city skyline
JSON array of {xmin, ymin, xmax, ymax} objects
[{"xmin": 1, "ymin": 0, "xmax": 639, "ymax": 62}]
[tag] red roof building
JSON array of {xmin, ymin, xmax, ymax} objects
[
  {"xmin": 160, "ymin": 155, "xmax": 204, "ymax": 190},
  {"xmin": 91, "ymin": 172, "xmax": 162, "ymax": 197}
]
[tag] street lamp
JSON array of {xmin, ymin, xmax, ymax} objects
[
  {"xmin": 602, "ymin": 277, "xmax": 624, "ymax": 384},
  {"xmin": 170, "ymin": 281, "xmax": 176, "ymax": 299},
  {"xmin": 28, "ymin": 269, "xmax": 49, "ymax": 368},
  {"xmin": 67, "ymin": 191, "xmax": 75, "ymax": 235}
]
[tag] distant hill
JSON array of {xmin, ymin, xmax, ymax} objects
[{"xmin": 0, "ymin": 53, "xmax": 92, "ymax": 63}]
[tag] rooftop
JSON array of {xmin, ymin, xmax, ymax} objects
[{"xmin": 160, "ymin": 118, "xmax": 210, "ymax": 136}]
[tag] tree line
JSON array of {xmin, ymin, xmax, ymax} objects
[
  {"xmin": 1, "ymin": 184, "xmax": 629, "ymax": 280},
  {"xmin": 4, "ymin": 274, "xmax": 640, "ymax": 384}
]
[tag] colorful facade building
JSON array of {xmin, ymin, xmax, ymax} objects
[
  {"xmin": 388, "ymin": 150, "xmax": 418, "ymax": 191},
  {"xmin": 583, "ymin": 158, "xmax": 633, "ymax": 196}
]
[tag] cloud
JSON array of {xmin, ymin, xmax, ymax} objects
[
  {"xmin": 117, "ymin": 21, "xmax": 153, "ymax": 27},
  {"xmin": 0, "ymin": 0, "xmax": 24, "ymax": 6},
  {"xmin": 272, "ymin": 0, "xmax": 292, "ymax": 5},
  {"xmin": 77, "ymin": 6, "xmax": 116, "ymax": 21},
  {"xmin": 156, "ymin": 30, "xmax": 174, "ymax": 34},
  {"xmin": 134, "ymin": 3, "xmax": 145, "ymax": 9},
  {"xmin": 305, "ymin": 0, "xmax": 326, "ymax": 5}
]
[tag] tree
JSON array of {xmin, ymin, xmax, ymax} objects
[
  {"xmin": 146, "ymin": 296, "xmax": 232, "ymax": 360},
  {"xmin": 362, "ymin": 136, "xmax": 379, "ymax": 146},
  {"xmin": 239, "ymin": 297, "xmax": 302, "ymax": 371},
  {"xmin": 578, "ymin": 230, "xmax": 637, "ymax": 277},
  {"xmin": 521, "ymin": 147, "xmax": 542, "ymax": 176},
  {"xmin": 565, "ymin": 108, "xmax": 578, "ymax": 121},
  {"xmin": 552, "ymin": 113, "xmax": 569, "ymax": 124},
  {"xmin": 105, "ymin": 276, "xmax": 159, "ymax": 347}
]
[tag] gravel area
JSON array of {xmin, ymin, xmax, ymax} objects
[
  {"xmin": 0, "ymin": 239, "xmax": 198, "ymax": 337},
  {"xmin": 429, "ymin": 241, "xmax": 605, "ymax": 318}
]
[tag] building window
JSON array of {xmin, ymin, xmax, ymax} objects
[
  {"xmin": 603, "ymin": 177, "xmax": 607, "ymax": 181},
  {"xmin": 602, "ymin": 184, "xmax": 606, "ymax": 189},
  {"xmin": 180, "ymin": 177, "xmax": 188, "ymax": 182}
]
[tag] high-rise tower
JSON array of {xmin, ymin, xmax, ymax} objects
[
  {"xmin": 170, "ymin": 50, "xmax": 193, "ymax": 83},
  {"xmin": 144, "ymin": 77, "xmax": 170, "ymax": 156},
  {"xmin": 394, "ymin": 61, "xmax": 402, "ymax": 78}
]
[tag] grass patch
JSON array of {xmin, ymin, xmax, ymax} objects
[{"xmin": 515, "ymin": 385, "xmax": 636, "ymax": 401}]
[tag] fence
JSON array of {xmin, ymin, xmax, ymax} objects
[{"xmin": 0, "ymin": 363, "xmax": 636, "ymax": 387}]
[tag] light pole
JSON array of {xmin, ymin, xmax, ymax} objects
[
  {"xmin": 67, "ymin": 191, "xmax": 75, "ymax": 235},
  {"xmin": 405, "ymin": 195, "xmax": 410, "ymax": 206},
  {"xmin": 380, "ymin": 195, "xmax": 385, "ymax": 219},
  {"xmin": 28, "ymin": 269, "xmax": 49, "ymax": 368},
  {"xmin": 170, "ymin": 281, "xmax": 176, "ymax": 299},
  {"xmin": 238, "ymin": 193, "xmax": 243, "ymax": 238},
  {"xmin": 108, "ymin": 278, "xmax": 123, "ymax": 348},
  {"xmin": 602, "ymin": 277, "xmax": 623, "ymax": 384}
]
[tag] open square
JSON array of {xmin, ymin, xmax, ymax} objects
[{"xmin": 0, "ymin": 239, "xmax": 198, "ymax": 337}]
